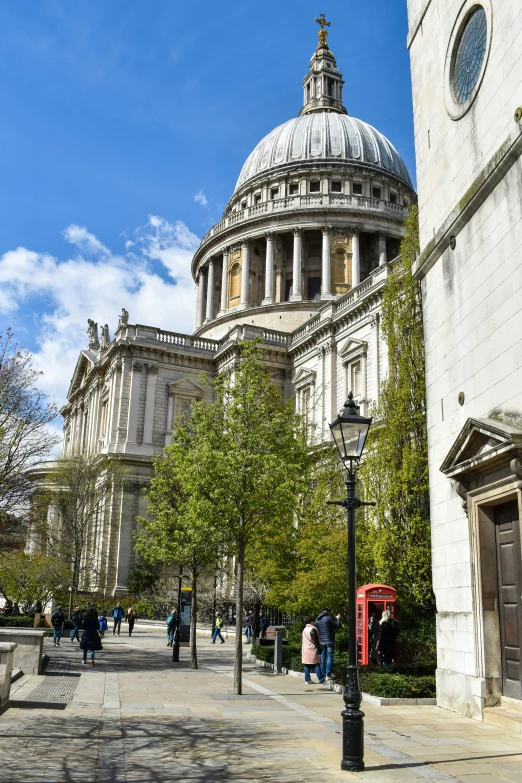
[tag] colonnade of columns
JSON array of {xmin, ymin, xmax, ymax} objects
[{"xmin": 194, "ymin": 226, "xmax": 391, "ymax": 329}]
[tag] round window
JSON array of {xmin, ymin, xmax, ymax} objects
[
  {"xmin": 444, "ymin": 1, "xmax": 492, "ymax": 120},
  {"xmin": 452, "ymin": 6, "xmax": 487, "ymax": 104}
]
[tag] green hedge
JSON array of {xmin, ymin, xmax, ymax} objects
[
  {"xmin": 252, "ymin": 632, "xmax": 436, "ymax": 699},
  {"xmin": 359, "ymin": 672, "xmax": 436, "ymax": 699},
  {"xmin": 0, "ymin": 616, "xmax": 35, "ymax": 627}
]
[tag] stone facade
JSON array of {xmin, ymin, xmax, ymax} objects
[
  {"xmin": 407, "ymin": 0, "xmax": 522, "ymax": 718},
  {"xmin": 43, "ymin": 23, "xmax": 415, "ymax": 596}
]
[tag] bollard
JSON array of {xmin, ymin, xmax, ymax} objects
[{"xmin": 273, "ymin": 626, "xmax": 286, "ymax": 674}]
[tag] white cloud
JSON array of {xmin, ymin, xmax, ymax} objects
[
  {"xmin": 0, "ymin": 216, "xmax": 198, "ymax": 407},
  {"xmin": 194, "ymin": 190, "xmax": 208, "ymax": 206}
]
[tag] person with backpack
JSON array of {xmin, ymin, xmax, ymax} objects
[
  {"xmin": 301, "ymin": 618, "xmax": 325, "ymax": 685},
  {"xmin": 80, "ymin": 607, "xmax": 103, "ymax": 665},
  {"xmin": 98, "ymin": 612, "xmax": 108, "ymax": 638},
  {"xmin": 51, "ymin": 606, "xmax": 65, "ymax": 646},
  {"xmin": 71, "ymin": 607, "xmax": 83, "ymax": 643},
  {"xmin": 110, "ymin": 603, "xmax": 125, "ymax": 636},
  {"xmin": 127, "ymin": 606, "xmax": 137, "ymax": 637},
  {"xmin": 211, "ymin": 612, "xmax": 225, "ymax": 644},
  {"xmin": 315, "ymin": 607, "xmax": 341, "ymax": 682},
  {"xmin": 166, "ymin": 609, "xmax": 177, "ymax": 647}
]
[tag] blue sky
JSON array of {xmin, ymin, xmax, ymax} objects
[{"xmin": 0, "ymin": 0, "xmax": 414, "ymax": 406}]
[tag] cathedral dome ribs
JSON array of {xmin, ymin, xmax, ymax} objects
[{"xmin": 192, "ymin": 19, "xmax": 415, "ymax": 341}]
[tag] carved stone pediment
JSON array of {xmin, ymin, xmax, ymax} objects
[
  {"xmin": 339, "ymin": 337, "xmax": 367, "ymax": 362},
  {"xmin": 167, "ymin": 377, "xmax": 204, "ymax": 397},
  {"xmin": 293, "ymin": 367, "xmax": 316, "ymax": 389},
  {"xmin": 440, "ymin": 417, "xmax": 522, "ymax": 481}
]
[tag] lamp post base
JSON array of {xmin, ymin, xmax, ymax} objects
[{"xmin": 340, "ymin": 705, "xmax": 365, "ymax": 771}]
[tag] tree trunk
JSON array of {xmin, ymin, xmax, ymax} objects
[
  {"xmin": 234, "ymin": 533, "xmax": 245, "ymax": 695},
  {"xmin": 190, "ymin": 569, "xmax": 198, "ymax": 669}
]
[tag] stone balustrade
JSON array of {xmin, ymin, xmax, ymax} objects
[
  {"xmin": 200, "ymin": 193, "xmax": 406, "ymax": 249},
  {"xmin": 0, "ymin": 642, "xmax": 17, "ymax": 712}
]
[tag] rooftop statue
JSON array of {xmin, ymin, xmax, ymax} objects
[
  {"xmin": 87, "ymin": 319, "xmax": 99, "ymax": 348},
  {"xmin": 118, "ymin": 308, "xmax": 129, "ymax": 328}
]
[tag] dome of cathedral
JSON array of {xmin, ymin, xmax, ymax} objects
[{"xmin": 235, "ymin": 113, "xmax": 413, "ymax": 192}]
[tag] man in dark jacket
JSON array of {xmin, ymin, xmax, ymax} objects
[
  {"xmin": 111, "ymin": 603, "xmax": 125, "ymax": 636},
  {"xmin": 315, "ymin": 607, "xmax": 341, "ymax": 682},
  {"xmin": 52, "ymin": 606, "xmax": 66, "ymax": 646},
  {"xmin": 71, "ymin": 607, "xmax": 83, "ymax": 643},
  {"xmin": 259, "ymin": 611, "xmax": 268, "ymax": 639}
]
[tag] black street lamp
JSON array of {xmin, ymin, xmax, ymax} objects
[{"xmin": 328, "ymin": 392, "xmax": 374, "ymax": 772}]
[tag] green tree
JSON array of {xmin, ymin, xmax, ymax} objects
[
  {"xmin": 33, "ymin": 451, "xmax": 127, "ymax": 592},
  {"xmin": 0, "ymin": 328, "xmax": 59, "ymax": 545},
  {"xmin": 135, "ymin": 421, "xmax": 221, "ymax": 669},
  {"xmin": 359, "ymin": 205, "xmax": 433, "ymax": 608},
  {"xmin": 0, "ymin": 551, "xmax": 70, "ymax": 613}
]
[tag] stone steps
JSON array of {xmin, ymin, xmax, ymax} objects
[{"xmin": 484, "ymin": 699, "xmax": 522, "ymax": 733}]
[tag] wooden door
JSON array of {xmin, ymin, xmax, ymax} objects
[{"xmin": 495, "ymin": 501, "xmax": 522, "ymax": 699}]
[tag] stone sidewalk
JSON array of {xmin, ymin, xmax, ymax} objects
[{"xmin": 1, "ymin": 627, "xmax": 522, "ymax": 782}]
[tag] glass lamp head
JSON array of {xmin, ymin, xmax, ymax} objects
[{"xmin": 329, "ymin": 392, "xmax": 372, "ymax": 465}]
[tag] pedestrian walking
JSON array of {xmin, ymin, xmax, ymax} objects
[
  {"xmin": 369, "ymin": 612, "xmax": 380, "ymax": 665},
  {"xmin": 211, "ymin": 611, "xmax": 225, "ymax": 644},
  {"xmin": 51, "ymin": 606, "xmax": 65, "ymax": 646},
  {"xmin": 242, "ymin": 610, "xmax": 251, "ymax": 644},
  {"xmin": 315, "ymin": 607, "xmax": 341, "ymax": 682},
  {"xmin": 110, "ymin": 602, "xmax": 125, "ymax": 636},
  {"xmin": 71, "ymin": 607, "xmax": 83, "ymax": 643},
  {"xmin": 302, "ymin": 618, "xmax": 325, "ymax": 685},
  {"xmin": 378, "ymin": 610, "xmax": 400, "ymax": 665},
  {"xmin": 80, "ymin": 607, "xmax": 103, "ymax": 665},
  {"xmin": 127, "ymin": 606, "xmax": 137, "ymax": 636},
  {"xmin": 251, "ymin": 611, "xmax": 260, "ymax": 644},
  {"xmin": 166, "ymin": 609, "xmax": 177, "ymax": 646},
  {"xmin": 98, "ymin": 612, "xmax": 108, "ymax": 639},
  {"xmin": 259, "ymin": 610, "xmax": 268, "ymax": 639}
]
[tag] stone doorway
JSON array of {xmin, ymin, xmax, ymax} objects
[{"xmin": 495, "ymin": 500, "xmax": 522, "ymax": 699}]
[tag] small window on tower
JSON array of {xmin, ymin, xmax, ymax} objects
[
  {"xmin": 372, "ymin": 187, "xmax": 381, "ymax": 199},
  {"xmin": 389, "ymin": 192, "xmax": 397, "ymax": 204},
  {"xmin": 352, "ymin": 182, "xmax": 362, "ymax": 195},
  {"xmin": 309, "ymin": 181, "xmax": 320, "ymax": 193},
  {"xmin": 241, "ymin": 200, "xmax": 247, "ymax": 209},
  {"xmin": 270, "ymin": 188, "xmax": 279, "ymax": 200},
  {"xmin": 289, "ymin": 183, "xmax": 299, "ymax": 195},
  {"xmin": 331, "ymin": 181, "xmax": 342, "ymax": 193},
  {"xmin": 254, "ymin": 193, "xmax": 261, "ymax": 204}
]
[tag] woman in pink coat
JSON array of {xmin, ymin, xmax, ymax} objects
[{"xmin": 301, "ymin": 617, "xmax": 325, "ymax": 685}]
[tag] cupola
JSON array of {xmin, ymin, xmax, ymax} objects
[{"xmin": 300, "ymin": 14, "xmax": 347, "ymax": 116}]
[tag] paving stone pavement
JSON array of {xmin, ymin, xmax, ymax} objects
[{"xmin": 2, "ymin": 627, "xmax": 522, "ymax": 782}]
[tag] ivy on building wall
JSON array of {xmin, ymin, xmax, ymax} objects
[{"xmin": 359, "ymin": 205, "xmax": 434, "ymax": 609}]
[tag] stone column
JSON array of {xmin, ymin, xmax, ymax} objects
[
  {"xmin": 323, "ymin": 339, "xmax": 337, "ymax": 425},
  {"xmin": 321, "ymin": 226, "xmax": 332, "ymax": 298},
  {"xmin": 379, "ymin": 233, "xmax": 387, "ymax": 266},
  {"xmin": 143, "ymin": 364, "xmax": 158, "ymax": 445},
  {"xmin": 360, "ymin": 350, "xmax": 368, "ymax": 416},
  {"xmin": 220, "ymin": 249, "xmax": 229, "ymax": 313},
  {"xmin": 205, "ymin": 259, "xmax": 215, "ymax": 321},
  {"xmin": 126, "ymin": 361, "xmax": 142, "ymax": 446},
  {"xmin": 370, "ymin": 314, "xmax": 380, "ymax": 407},
  {"xmin": 275, "ymin": 269, "xmax": 283, "ymax": 303},
  {"xmin": 240, "ymin": 242, "xmax": 250, "ymax": 306},
  {"xmin": 290, "ymin": 228, "xmax": 302, "ymax": 301},
  {"xmin": 195, "ymin": 271, "xmax": 206, "ymax": 329},
  {"xmin": 351, "ymin": 229, "xmax": 360, "ymax": 287},
  {"xmin": 262, "ymin": 232, "xmax": 274, "ymax": 305},
  {"xmin": 165, "ymin": 389, "xmax": 175, "ymax": 446}
]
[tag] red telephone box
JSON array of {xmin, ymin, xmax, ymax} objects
[{"xmin": 356, "ymin": 584, "xmax": 397, "ymax": 665}]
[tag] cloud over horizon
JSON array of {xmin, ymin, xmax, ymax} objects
[{"xmin": 0, "ymin": 216, "xmax": 198, "ymax": 408}]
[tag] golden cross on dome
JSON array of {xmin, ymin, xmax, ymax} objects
[
  {"xmin": 314, "ymin": 13, "xmax": 330, "ymax": 49},
  {"xmin": 314, "ymin": 13, "xmax": 330, "ymax": 31}
]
